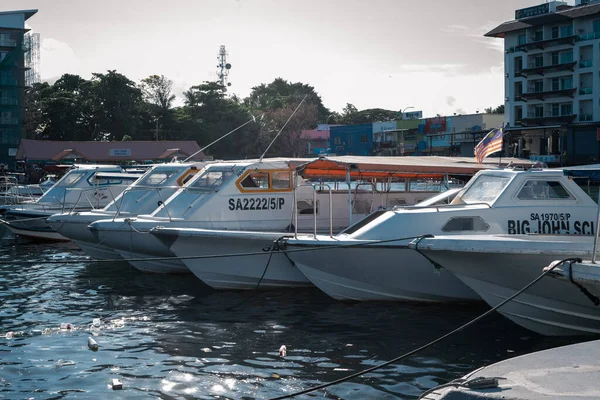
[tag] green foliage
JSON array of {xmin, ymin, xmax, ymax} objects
[
  {"xmin": 484, "ymin": 105, "xmax": 505, "ymax": 114},
  {"xmin": 340, "ymin": 103, "xmax": 398, "ymax": 124}
]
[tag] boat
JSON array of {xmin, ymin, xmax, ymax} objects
[
  {"xmin": 88, "ymin": 156, "xmax": 462, "ymax": 276},
  {"xmin": 145, "ymin": 156, "xmax": 524, "ymax": 286},
  {"xmin": 411, "ymin": 236, "xmax": 597, "ymax": 335},
  {"xmin": 46, "ymin": 162, "xmax": 208, "ymax": 258},
  {"xmin": 421, "ymin": 339, "xmax": 600, "ymax": 399},
  {"xmin": 0, "ymin": 176, "xmax": 44, "ymax": 205},
  {"xmin": 283, "ymin": 165, "xmax": 598, "ymax": 303},
  {"xmin": 0, "ymin": 165, "xmax": 142, "ymax": 241}
]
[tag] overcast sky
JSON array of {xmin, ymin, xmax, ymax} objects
[{"xmin": 6, "ymin": 0, "xmax": 546, "ymax": 116}]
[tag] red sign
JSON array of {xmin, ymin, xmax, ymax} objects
[{"xmin": 425, "ymin": 117, "xmax": 447, "ymax": 134}]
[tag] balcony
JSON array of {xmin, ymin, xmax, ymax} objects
[
  {"xmin": 580, "ymin": 114, "xmax": 593, "ymax": 122},
  {"xmin": 519, "ymin": 61, "xmax": 577, "ymax": 77},
  {"xmin": 518, "ymin": 112, "xmax": 577, "ymax": 126},
  {"xmin": 0, "ymin": 117, "xmax": 19, "ymax": 125},
  {"xmin": 580, "ymin": 59, "xmax": 593, "ymax": 68},
  {"xmin": 520, "ymin": 87, "xmax": 576, "ymax": 100},
  {"xmin": 580, "ymin": 87, "xmax": 593, "ymax": 95},
  {"xmin": 510, "ymin": 35, "xmax": 577, "ymax": 53},
  {"xmin": 0, "ymin": 39, "xmax": 17, "ymax": 48},
  {"xmin": 576, "ymin": 32, "xmax": 600, "ymax": 42}
]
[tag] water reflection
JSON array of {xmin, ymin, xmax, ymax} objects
[{"xmin": 0, "ymin": 235, "xmax": 584, "ymax": 399}]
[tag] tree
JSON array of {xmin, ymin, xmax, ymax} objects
[
  {"xmin": 262, "ymin": 103, "xmax": 319, "ymax": 157},
  {"xmin": 90, "ymin": 70, "xmax": 143, "ymax": 141},
  {"xmin": 140, "ymin": 75, "xmax": 176, "ymax": 140},
  {"xmin": 340, "ymin": 105, "xmax": 397, "ymax": 124},
  {"xmin": 484, "ymin": 105, "xmax": 505, "ymax": 114}
]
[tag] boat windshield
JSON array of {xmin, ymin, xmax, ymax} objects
[
  {"xmin": 187, "ymin": 166, "xmax": 235, "ymax": 191},
  {"xmin": 136, "ymin": 167, "xmax": 185, "ymax": 187},
  {"xmin": 458, "ymin": 175, "xmax": 511, "ymax": 204},
  {"xmin": 55, "ymin": 170, "xmax": 87, "ymax": 187}
]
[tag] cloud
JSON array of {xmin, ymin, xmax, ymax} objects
[
  {"xmin": 446, "ymin": 96, "xmax": 457, "ymax": 107},
  {"xmin": 40, "ymin": 38, "xmax": 82, "ymax": 81}
]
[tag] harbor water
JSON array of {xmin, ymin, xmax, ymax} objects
[{"xmin": 0, "ymin": 228, "xmax": 585, "ymax": 399}]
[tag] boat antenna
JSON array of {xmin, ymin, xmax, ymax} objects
[
  {"xmin": 183, "ymin": 114, "xmax": 264, "ymax": 162},
  {"xmin": 259, "ymin": 94, "xmax": 308, "ymax": 162}
]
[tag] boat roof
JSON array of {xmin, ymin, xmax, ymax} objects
[
  {"xmin": 296, "ymin": 156, "xmax": 534, "ymax": 179},
  {"xmin": 95, "ymin": 172, "xmax": 143, "ymax": 179}
]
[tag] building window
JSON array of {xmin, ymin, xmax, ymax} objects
[
  {"xmin": 534, "ymin": 105, "xmax": 544, "ymax": 117},
  {"xmin": 514, "ymin": 57, "xmax": 523, "ymax": 73},
  {"xmin": 518, "ymin": 34, "xmax": 527, "ymax": 45},
  {"xmin": 560, "ymin": 103, "xmax": 573, "ymax": 115},
  {"xmin": 334, "ymin": 137, "xmax": 341, "ymax": 145},
  {"xmin": 534, "ymin": 29, "xmax": 543, "ymax": 41},
  {"xmin": 560, "ymin": 51, "xmax": 573, "ymax": 64},
  {"xmin": 560, "ymin": 76, "xmax": 573, "ymax": 90},
  {"xmin": 551, "ymin": 78, "xmax": 559, "ymax": 91},
  {"xmin": 594, "ymin": 20, "xmax": 600, "ymax": 33},
  {"xmin": 515, "ymin": 106, "xmax": 523, "ymax": 120},
  {"xmin": 360, "ymin": 135, "xmax": 368, "ymax": 143},
  {"xmin": 552, "ymin": 103, "xmax": 560, "ymax": 116},
  {"xmin": 515, "ymin": 81, "xmax": 523, "ymax": 96},
  {"xmin": 347, "ymin": 135, "xmax": 354, "ymax": 146},
  {"xmin": 534, "ymin": 54, "xmax": 544, "ymax": 67},
  {"xmin": 534, "ymin": 80, "xmax": 544, "ymax": 92},
  {"xmin": 551, "ymin": 52, "xmax": 559, "ymax": 66},
  {"xmin": 560, "ymin": 25, "xmax": 573, "ymax": 37},
  {"xmin": 552, "ymin": 26, "xmax": 559, "ymax": 39}
]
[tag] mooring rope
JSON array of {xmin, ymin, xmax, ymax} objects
[
  {"xmin": 269, "ymin": 257, "xmax": 583, "ymax": 400},
  {"xmin": 3, "ymin": 234, "xmax": 430, "ymax": 265}
]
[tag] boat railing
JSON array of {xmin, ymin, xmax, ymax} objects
[
  {"xmin": 293, "ymin": 183, "xmax": 333, "ymax": 239},
  {"xmin": 112, "ymin": 185, "xmax": 179, "ymax": 221},
  {"xmin": 392, "ymin": 201, "xmax": 493, "ymax": 212},
  {"xmin": 65, "ymin": 186, "xmax": 121, "ymax": 214}
]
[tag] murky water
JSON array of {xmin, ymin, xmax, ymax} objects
[{"xmin": 0, "ymin": 227, "xmax": 585, "ymax": 399}]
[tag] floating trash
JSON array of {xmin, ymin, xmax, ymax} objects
[
  {"xmin": 60, "ymin": 323, "xmax": 72, "ymax": 330},
  {"xmin": 279, "ymin": 345, "xmax": 287, "ymax": 357},
  {"xmin": 88, "ymin": 337, "xmax": 99, "ymax": 351},
  {"xmin": 31, "ymin": 329, "xmax": 42, "ymax": 336},
  {"xmin": 111, "ymin": 378, "xmax": 123, "ymax": 390}
]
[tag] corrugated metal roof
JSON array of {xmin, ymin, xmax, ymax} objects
[{"xmin": 486, "ymin": 3, "xmax": 600, "ymax": 38}]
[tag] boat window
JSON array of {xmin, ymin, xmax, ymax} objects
[
  {"xmin": 516, "ymin": 180, "xmax": 574, "ymax": 200},
  {"xmin": 272, "ymin": 171, "xmax": 291, "ymax": 190},
  {"xmin": 297, "ymin": 199, "xmax": 319, "ymax": 215},
  {"xmin": 459, "ymin": 175, "xmax": 511, "ymax": 204},
  {"xmin": 90, "ymin": 177, "xmax": 123, "ymax": 185},
  {"xmin": 55, "ymin": 170, "xmax": 86, "ymax": 187},
  {"xmin": 240, "ymin": 172, "xmax": 270, "ymax": 190},
  {"xmin": 573, "ymin": 178, "xmax": 600, "ymax": 204},
  {"xmin": 138, "ymin": 167, "xmax": 184, "ymax": 187},
  {"xmin": 190, "ymin": 167, "xmax": 235, "ymax": 191},
  {"xmin": 442, "ymin": 216, "xmax": 489, "ymax": 232}
]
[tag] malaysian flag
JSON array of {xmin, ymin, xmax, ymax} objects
[{"xmin": 474, "ymin": 125, "xmax": 504, "ymax": 164}]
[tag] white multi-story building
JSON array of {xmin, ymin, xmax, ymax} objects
[{"xmin": 487, "ymin": 0, "xmax": 600, "ymax": 165}]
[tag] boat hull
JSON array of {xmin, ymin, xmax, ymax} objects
[
  {"xmin": 286, "ymin": 240, "xmax": 479, "ymax": 302},
  {"xmin": 74, "ymin": 240, "xmax": 123, "ymax": 260},
  {"xmin": 2, "ymin": 209, "xmax": 69, "ymax": 241},
  {"xmin": 113, "ymin": 248, "xmax": 189, "ymax": 274},
  {"xmin": 157, "ymin": 229, "xmax": 312, "ymax": 289},
  {"xmin": 419, "ymin": 240, "xmax": 597, "ymax": 336}
]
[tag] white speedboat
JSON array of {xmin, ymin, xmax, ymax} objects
[
  {"xmin": 0, "ymin": 165, "xmax": 141, "ymax": 241},
  {"xmin": 46, "ymin": 162, "xmax": 207, "ymax": 258},
  {"xmin": 411, "ymin": 235, "xmax": 596, "ymax": 336},
  {"xmin": 283, "ymin": 166, "xmax": 600, "ymax": 303},
  {"xmin": 89, "ymin": 157, "xmax": 447, "ymax": 277}
]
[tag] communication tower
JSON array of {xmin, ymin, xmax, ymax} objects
[{"xmin": 216, "ymin": 45, "xmax": 232, "ymax": 90}]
